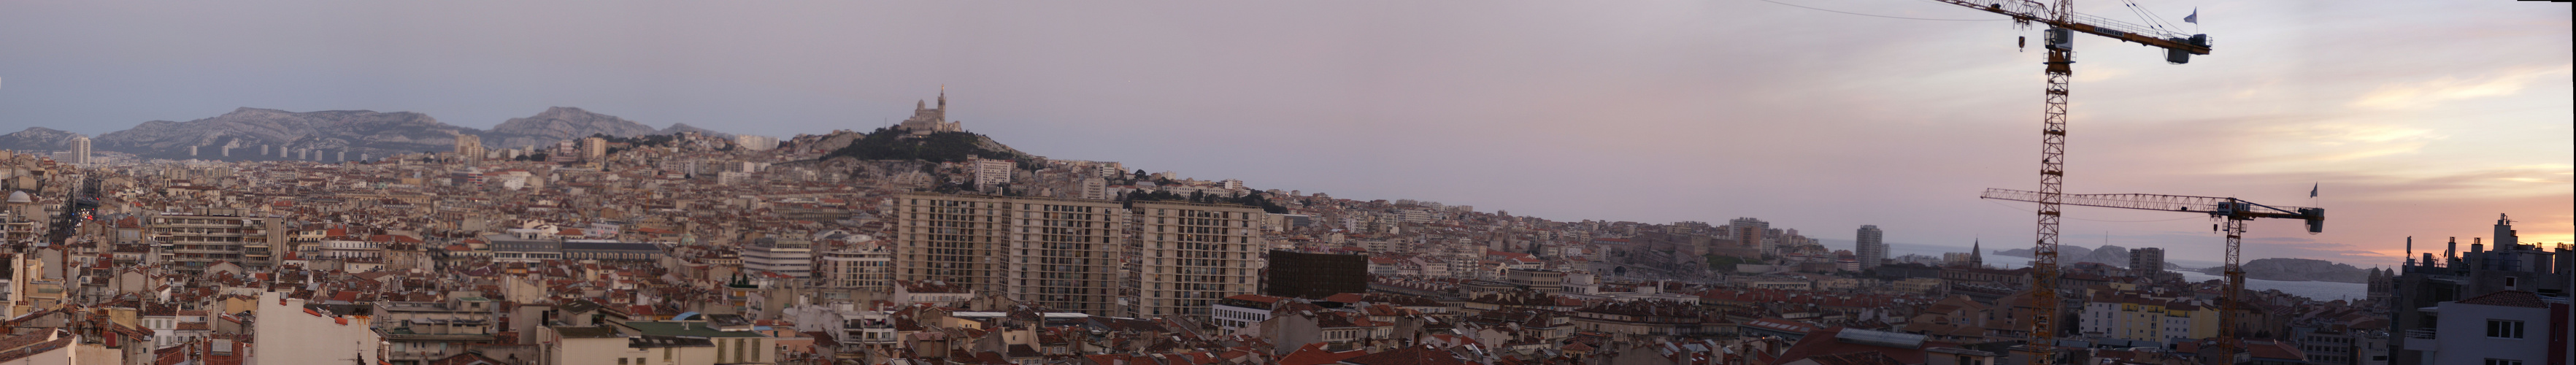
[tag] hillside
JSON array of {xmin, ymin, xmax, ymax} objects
[
  {"xmin": 0, "ymin": 127, "xmax": 83, "ymax": 151},
  {"xmin": 95, "ymin": 107, "xmax": 476, "ymax": 161},
  {"xmin": 821, "ymin": 127, "xmax": 1032, "ymax": 164},
  {"xmin": 26, "ymin": 107, "xmax": 729, "ymax": 161}
]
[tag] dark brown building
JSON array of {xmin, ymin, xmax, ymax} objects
[{"xmin": 1265, "ymin": 250, "xmax": 1369, "ymax": 299}]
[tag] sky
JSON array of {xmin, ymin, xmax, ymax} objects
[{"xmin": 2, "ymin": 0, "xmax": 2567, "ymax": 267}]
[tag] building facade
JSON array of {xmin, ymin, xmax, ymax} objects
[
  {"xmin": 892, "ymin": 193, "xmax": 1126, "ymax": 315},
  {"xmin": 2129, "ymin": 247, "xmax": 2166, "ymax": 278},
  {"xmin": 2415, "ymin": 291, "xmax": 2567, "ymax": 365},
  {"xmin": 1001, "ymin": 197, "xmax": 1125, "ymax": 315},
  {"xmin": 69, "ymin": 136, "xmax": 92, "ymax": 165},
  {"xmin": 816, "ymin": 243, "xmax": 892, "ymax": 292},
  {"xmin": 1264, "ymin": 250, "xmax": 1369, "ymax": 299},
  {"xmin": 743, "ymin": 237, "xmax": 815, "ymax": 279},
  {"xmin": 1730, "ymin": 218, "xmax": 1770, "ymax": 256},
  {"xmin": 149, "ymin": 209, "xmax": 287, "ymax": 273},
  {"xmin": 2389, "ymin": 215, "xmax": 2575, "ymax": 365},
  {"xmin": 1856, "ymin": 225, "xmax": 1885, "ymax": 269},
  {"xmin": 453, "ymin": 134, "xmax": 483, "ymax": 161},
  {"xmin": 1127, "ymin": 201, "xmax": 1266, "ymax": 323}
]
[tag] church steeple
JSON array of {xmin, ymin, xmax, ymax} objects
[
  {"xmin": 938, "ymin": 85, "xmax": 947, "ymax": 110},
  {"xmin": 1969, "ymin": 239, "xmax": 1984, "ymax": 268}
]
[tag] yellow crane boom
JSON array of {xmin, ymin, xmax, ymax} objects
[{"xmin": 1908, "ymin": 0, "xmax": 2215, "ymax": 363}]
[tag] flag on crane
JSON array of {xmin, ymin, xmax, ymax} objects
[
  {"xmin": 2310, "ymin": 182, "xmax": 2319, "ymax": 198},
  {"xmin": 2184, "ymin": 8, "xmax": 2198, "ymax": 24}
]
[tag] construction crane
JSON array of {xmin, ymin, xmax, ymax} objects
[
  {"xmin": 1905, "ymin": 0, "xmax": 2211, "ymax": 361},
  {"xmin": 1982, "ymin": 188, "xmax": 2321, "ymax": 364}
]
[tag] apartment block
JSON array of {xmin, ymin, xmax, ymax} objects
[
  {"xmin": 1127, "ymin": 201, "xmax": 1266, "ymax": 323},
  {"xmin": 816, "ymin": 243, "xmax": 893, "ymax": 292},
  {"xmin": 892, "ymin": 193, "xmax": 1126, "ymax": 315},
  {"xmin": 743, "ymin": 237, "xmax": 815, "ymax": 279},
  {"xmin": 149, "ymin": 209, "xmax": 286, "ymax": 273}
]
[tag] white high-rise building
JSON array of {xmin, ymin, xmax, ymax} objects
[
  {"xmin": 1856, "ymin": 225, "xmax": 1886, "ymax": 269},
  {"xmin": 67, "ymin": 136, "xmax": 91, "ymax": 165}
]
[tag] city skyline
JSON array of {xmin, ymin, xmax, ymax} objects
[{"xmin": 1, "ymin": 1, "xmax": 2567, "ymax": 268}]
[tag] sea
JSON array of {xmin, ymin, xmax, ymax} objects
[{"xmin": 1864, "ymin": 242, "xmax": 2368, "ymax": 301}]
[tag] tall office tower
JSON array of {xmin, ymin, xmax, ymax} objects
[
  {"xmin": 454, "ymin": 134, "xmax": 485, "ymax": 161},
  {"xmin": 67, "ymin": 136, "xmax": 91, "ymax": 165},
  {"xmin": 1856, "ymin": 225, "xmax": 1886, "ymax": 269},
  {"xmin": 1128, "ymin": 201, "xmax": 1266, "ymax": 323},
  {"xmin": 891, "ymin": 193, "xmax": 1126, "ymax": 315},
  {"xmin": 1729, "ymin": 218, "xmax": 1771, "ymax": 255}
]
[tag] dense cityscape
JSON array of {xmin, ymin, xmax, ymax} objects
[{"xmin": 0, "ymin": 91, "xmax": 2561, "ymax": 365}]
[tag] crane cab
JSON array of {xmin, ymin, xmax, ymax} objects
[
  {"xmin": 2044, "ymin": 28, "xmax": 2075, "ymax": 51},
  {"xmin": 2166, "ymin": 34, "xmax": 2210, "ymax": 64},
  {"xmin": 2300, "ymin": 207, "xmax": 2325, "ymax": 234}
]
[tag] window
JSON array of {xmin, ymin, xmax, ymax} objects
[
  {"xmin": 2485, "ymin": 359, "xmax": 2523, "ymax": 365},
  {"xmin": 2487, "ymin": 320, "xmax": 2526, "ymax": 339}
]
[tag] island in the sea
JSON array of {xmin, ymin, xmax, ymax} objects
[{"xmin": 2196, "ymin": 258, "xmax": 2372, "ymax": 283}]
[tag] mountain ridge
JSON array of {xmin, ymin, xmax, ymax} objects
[{"xmin": 3, "ymin": 107, "xmax": 734, "ymax": 161}]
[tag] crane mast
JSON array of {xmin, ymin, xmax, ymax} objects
[
  {"xmin": 1983, "ymin": 188, "xmax": 2323, "ymax": 364},
  {"xmin": 1905, "ymin": 0, "xmax": 2210, "ymax": 363}
]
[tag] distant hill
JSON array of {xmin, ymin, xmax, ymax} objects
[
  {"xmin": 39, "ymin": 107, "xmax": 729, "ymax": 161},
  {"xmin": 0, "ymin": 127, "xmax": 82, "ymax": 151},
  {"xmin": 95, "ymin": 107, "xmax": 477, "ymax": 161},
  {"xmin": 485, "ymin": 107, "xmax": 661, "ymax": 148},
  {"xmin": 2199, "ymin": 258, "xmax": 2369, "ymax": 283}
]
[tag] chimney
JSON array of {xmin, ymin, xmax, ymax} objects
[{"xmin": 2446, "ymin": 237, "xmax": 2459, "ymax": 266}]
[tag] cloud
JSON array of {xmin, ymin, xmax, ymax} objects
[{"xmin": 2350, "ymin": 66, "xmax": 2573, "ymax": 110}]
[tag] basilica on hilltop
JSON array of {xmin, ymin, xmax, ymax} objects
[{"xmin": 899, "ymin": 88, "xmax": 966, "ymax": 137}]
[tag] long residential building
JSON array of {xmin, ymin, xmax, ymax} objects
[
  {"xmin": 891, "ymin": 193, "xmax": 1127, "ymax": 315},
  {"xmin": 1127, "ymin": 200, "xmax": 1266, "ymax": 323},
  {"xmin": 149, "ymin": 209, "xmax": 287, "ymax": 273}
]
